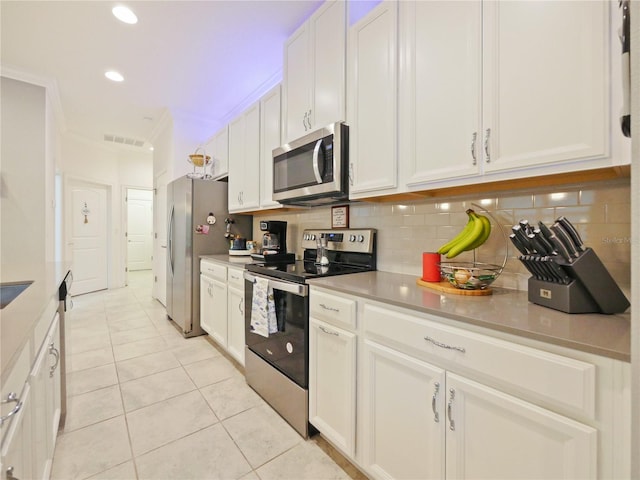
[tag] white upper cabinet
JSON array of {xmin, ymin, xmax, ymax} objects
[
  {"xmin": 228, "ymin": 102, "xmax": 260, "ymax": 212},
  {"xmin": 400, "ymin": 1, "xmax": 482, "ymax": 187},
  {"xmin": 349, "ymin": 0, "xmax": 627, "ymax": 200},
  {"xmin": 283, "ymin": 0, "xmax": 346, "ymax": 143},
  {"xmin": 481, "ymin": 0, "xmax": 611, "ymax": 175},
  {"xmin": 259, "ymin": 84, "xmax": 283, "ymax": 210},
  {"xmin": 208, "ymin": 126, "xmax": 229, "ymax": 179},
  {"xmin": 347, "ymin": 0, "xmax": 398, "ymax": 197}
]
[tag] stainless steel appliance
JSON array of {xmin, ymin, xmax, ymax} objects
[
  {"xmin": 244, "ymin": 228, "xmax": 376, "ymax": 437},
  {"xmin": 166, "ymin": 176, "xmax": 251, "ymax": 337},
  {"xmin": 251, "ymin": 220, "xmax": 295, "ymax": 264},
  {"xmin": 272, "ymin": 122, "xmax": 349, "ymax": 206}
]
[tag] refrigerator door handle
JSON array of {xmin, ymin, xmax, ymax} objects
[{"xmin": 168, "ymin": 205, "xmax": 175, "ymax": 276}]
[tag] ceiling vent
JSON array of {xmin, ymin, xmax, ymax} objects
[{"xmin": 104, "ymin": 134, "xmax": 145, "ymax": 148}]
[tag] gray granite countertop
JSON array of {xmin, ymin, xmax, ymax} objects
[
  {"xmin": 200, "ymin": 254, "xmax": 254, "ymax": 267},
  {"xmin": 1, "ymin": 261, "xmax": 72, "ymax": 379},
  {"xmin": 307, "ymin": 271, "xmax": 631, "ymax": 362}
]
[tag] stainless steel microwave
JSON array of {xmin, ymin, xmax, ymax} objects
[{"xmin": 272, "ymin": 122, "xmax": 349, "ymax": 206}]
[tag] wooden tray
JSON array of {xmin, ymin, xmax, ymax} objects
[{"xmin": 416, "ymin": 278, "xmax": 493, "ymax": 296}]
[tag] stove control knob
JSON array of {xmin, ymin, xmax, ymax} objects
[
  {"xmin": 310, "ymin": 234, "xmax": 316, "ymax": 241},
  {"xmin": 349, "ymin": 234, "xmax": 356, "ymax": 242},
  {"xmin": 357, "ymin": 235, "xmax": 365, "ymax": 242},
  {"xmin": 303, "ymin": 234, "xmax": 308, "ymax": 241}
]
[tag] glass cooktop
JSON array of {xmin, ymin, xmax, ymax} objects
[{"xmin": 245, "ymin": 259, "xmax": 373, "ymax": 284}]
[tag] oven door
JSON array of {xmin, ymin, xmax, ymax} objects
[{"xmin": 244, "ymin": 271, "xmax": 309, "ymax": 388}]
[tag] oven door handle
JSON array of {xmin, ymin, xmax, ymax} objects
[{"xmin": 244, "ymin": 271, "xmax": 309, "ymax": 297}]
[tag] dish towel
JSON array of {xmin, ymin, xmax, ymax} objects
[{"xmin": 250, "ymin": 277, "xmax": 277, "ymax": 337}]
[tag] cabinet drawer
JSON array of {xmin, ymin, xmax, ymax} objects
[
  {"xmin": 227, "ymin": 267, "xmax": 245, "ymax": 289},
  {"xmin": 363, "ymin": 303, "xmax": 596, "ymax": 419},
  {"xmin": 200, "ymin": 260, "xmax": 227, "ymax": 281},
  {"xmin": 310, "ymin": 288, "xmax": 356, "ymax": 330}
]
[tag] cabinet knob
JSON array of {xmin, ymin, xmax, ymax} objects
[{"xmin": 6, "ymin": 466, "xmax": 19, "ymax": 480}]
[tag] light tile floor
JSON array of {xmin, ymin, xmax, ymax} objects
[{"xmin": 52, "ymin": 271, "xmax": 365, "ymax": 480}]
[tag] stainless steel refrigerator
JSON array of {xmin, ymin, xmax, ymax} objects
[{"xmin": 166, "ymin": 176, "xmax": 252, "ymax": 337}]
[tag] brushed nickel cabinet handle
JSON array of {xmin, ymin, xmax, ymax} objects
[
  {"xmin": 471, "ymin": 132, "xmax": 477, "ymax": 165},
  {"xmin": 432, "ymin": 382, "xmax": 440, "ymax": 423},
  {"xmin": 49, "ymin": 343, "xmax": 60, "ymax": 378},
  {"xmin": 319, "ymin": 325, "xmax": 339, "ymax": 336},
  {"xmin": 447, "ymin": 388, "xmax": 456, "ymax": 431},
  {"xmin": 0, "ymin": 393, "xmax": 22, "ymax": 426},
  {"xmin": 424, "ymin": 336, "xmax": 466, "ymax": 354},
  {"xmin": 484, "ymin": 128, "xmax": 491, "ymax": 162}
]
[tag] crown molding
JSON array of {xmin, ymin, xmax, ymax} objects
[{"xmin": 1, "ymin": 63, "xmax": 68, "ymax": 134}]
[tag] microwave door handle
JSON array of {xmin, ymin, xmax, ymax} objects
[{"xmin": 312, "ymin": 139, "xmax": 324, "ymax": 183}]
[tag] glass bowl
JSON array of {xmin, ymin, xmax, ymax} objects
[{"xmin": 438, "ymin": 262, "xmax": 503, "ymax": 290}]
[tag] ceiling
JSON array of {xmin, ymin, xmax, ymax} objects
[{"xmin": 1, "ymin": 0, "xmax": 323, "ymax": 150}]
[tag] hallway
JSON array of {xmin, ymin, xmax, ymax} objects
[{"xmin": 53, "ymin": 271, "xmax": 359, "ymax": 479}]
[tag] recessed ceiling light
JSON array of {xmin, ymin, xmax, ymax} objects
[
  {"xmin": 105, "ymin": 70, "xmax": 124, "ymax": 82},
  {"xmin": 112, "ymin": 5, "xmax": 138, "ymax": 24}
]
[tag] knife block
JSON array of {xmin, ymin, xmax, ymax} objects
[{"xmin": 528, "ymin": 248, "xmax": 629, "ymax": 314}]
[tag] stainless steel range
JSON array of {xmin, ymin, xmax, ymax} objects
[{"xmin": 243, "ymin": 228, "xmax": 376, "ymax": 438}]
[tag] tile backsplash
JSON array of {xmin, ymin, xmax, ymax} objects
[{"xmin": 253, "ymin": 179, "xmax": 631, "ymax": 291}]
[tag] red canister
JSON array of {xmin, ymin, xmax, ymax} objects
[{"xmin": 422, "ymin": 252, "xmax": 442, "ymax": 282}]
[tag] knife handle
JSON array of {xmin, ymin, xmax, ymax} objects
[
  {"xmin": 548, "ymin": 231, "xmax": 573, "ymax": 263},
  {"xmin": 512, "ymin": 225, "xmax": 532, "ymax": 253},
  {"xmin": 510, "ymin": 233, "xmax": 529, "ymax": 255},
  {"xmin": 528, "ymin": 233, "xmax": 551, "ymax": 256},
  {"xmin": 533, "ymin": 228, "xmax": 555, "ymax": 254},
  {"xmin": 556, "ymin": 216, "xmax": 584, "ymax": 251},
  {"xmin": 537, "ymin": 221, "xmax": 554, "ymax": 241},
  {"xmin": 551, "ymin": 222, "xmax": 581, "ymax": 258}
]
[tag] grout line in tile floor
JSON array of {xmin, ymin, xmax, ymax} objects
[{"xmin": 52, "ymin": 270, "xmax": 367, "ymax": 480}]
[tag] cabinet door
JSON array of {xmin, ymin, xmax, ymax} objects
[
  {"xmin": 227, "ymin": 286, "xmax": 245, "ymax": 366},
  {"xmin": 260, "ymin": 85, "xmax": 282, "ymax": 210},
  {"xmin": 210, "ymin": 126, "xmax": 229, "ymax": 179},
  {"xmin": 283, "ymin": 22, "xmax": 311, "ymax": 143},
  {"xmin": 229, "ymin": 105, "xmax": 260, "ymax": 212},
  {"xmin": 360, "ymin": 339, "xmax": 445, "ymax": 480},
  {"xmin": 309, "ymin": 318, "xmax": 356, "ymax": 457},
  {"xmin": 47, "ymin": 317, "xmax": 61, "ymax": 456},
  {"xmin": 199, "ymin": 275, "xmax": 214, "ymax": 335},
  {"xmin": 482, "ymin": 0, "xmax": 608, "ymax": 173},
  {"xmin": 208, "ymin": 279, "xmax": 228, "ymax": 348},
  {"xmin": 348, "ymin": 1, "xmax": 398, "ymax": 197},
  {"xmin": 0, "ymin": 383, "xmax": 33, "ymax": 480},
  {"xmin": 400, "ymin": 0, "xmax": 482, "ymax": 186},
  {"xmin": 228, "ymin": 115, "xmax": 245, "ymax": 212},
  {"xmin": 309, "ymin": 0, "xmax": 346, "ymax": 130},
  {"xmin": 241, "ymin": 103, "xmax": 261, "ymax": 211},
  {"xmin": 445, "ymin": 373, "xmax": 597, "ymax": 480},
  {"xmin": 30, "ymin": 328, "xmax": 52, "ymax": 480}
]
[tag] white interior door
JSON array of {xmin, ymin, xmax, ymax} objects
[
  {"xmin": 66, "ymin": 179, "xmax": 108, "ymax": 295},
  {"xmin": 153, "ymin": 172, "xmax": 168, "ymax": 306},
  {"xmin": 126, "ymin": 188, "xmax": 153, "ymax": 272}
]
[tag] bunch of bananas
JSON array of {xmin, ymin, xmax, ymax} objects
[{"xmin": 438, "ymin": 209, "xmax": 492, "ymax": 259}]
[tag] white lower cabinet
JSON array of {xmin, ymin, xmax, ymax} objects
[
  {"xmin": 361, "ymin": 338, "xmax": 596, "ymax": 480},
  {"xmin": 307, "ymin": 286, "xmax": 628, "ymax": 480},
  {"xmin": 200, "ymin": 261, "xmax": 228, "ymax": 348},
  {"xmin": 226, "ymin": 267, "xmax": 246, "ymax": 366},
  {"xmin": 1, "ymin": 298, "xmax": 62, "ymax": 480},
  {"xmin": 309, "ymin": 317, "xmax": 356, "ymax": 458},
  {"xmin": 200, "ymin": 260, "xmax": 246, "ymax": 366}
]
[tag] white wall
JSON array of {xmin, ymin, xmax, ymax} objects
[
  {"xmin": 60, "ymin": 133, "xmax": 152, "ymax": 288},
  {"xmin": 0, "ymin": 77, "xmax": 48, "ymax": 266}
]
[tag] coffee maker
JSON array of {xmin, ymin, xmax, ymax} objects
[{"xmin": 251, "ymin": 220, "xmax": 295, "ymax": 263}]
